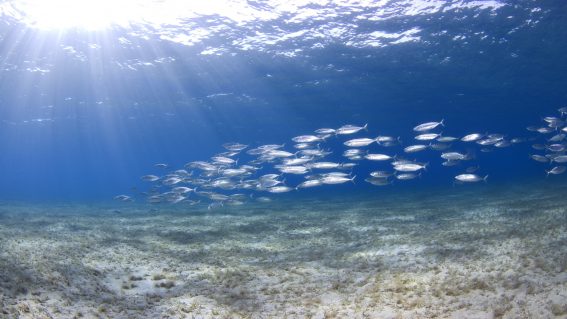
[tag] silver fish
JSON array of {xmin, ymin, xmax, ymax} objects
[
  {"xmin": 494, "ymin": 140, "xmax": 511, "ymax": 148},
  {"xmin": 147, "ymin": 195, "xmax": 163, "ymax": 204},
  {"xmin": 296, "ymin": 179, "xmax": 323, "ymax": 189},
  {"xmin": 465, "ymin": 166, "xmax": 480, "ymax": 173},
  {"xmin": 429, "ymin": 143, "xmax": 451, "ymax": 151},
  {"xmin": 217, "ymin": 151, "xmax": 240, "ymax": 157},
  {"xmin": 210, "ymin": 179, "xmax": 236, "ymax": 189},
  {"xmin": 301, "ymin": 149, "xmax": 332, "ymax": 157},
  {"xmin": 340, "ymin": 163, "xmax": 357, "ymax": 169},
  {"xmin": 461, "ymin": 133, "xmax": 484, "ymax": 142},
  {"xmin": 225, "ymin": 200, "xmax": 245, "ymax": 206},
  {"xmin": 208, "ymin": 202, "xmax": 224, "ymax": 210},
  {"xmin": 551, "ymin": 155, "xmax": 567, "ymax": 163},
  {"xmin": 259, "ymin": 179, "xmax": 283, "ymax": 188},
  {"xmin": 255, "ymin": 196, "xmax": 272, "ymax": 202},
  {"xmin": 365, "ymin": 177, "xmax": 391, "ymax": 186},
  {"xmin": 267, "ymin": 186, "xmax": 294, "ymax": 193},
  {"xmin": 258, "ymin": 144, "xmax": 285, "ymax": 150},
  {"xmin": 336, "ymin": 124, "xmax": 368, "ymax": 135},
  {"xmin": 544, "ymin": 116, "xmax": 561, "ymax": 123},
  {"xmin": 477, "ymin": 137, "xmax": 502, "ymax": 146},
  {"xmin": 343, "ymin": 138, "xmax": 375, "ymax": 147},
  {"xmin": 370, "ymin": 170, "xmax": 395, "ymax": 178},
  {"xmin": 260, "ymin": 174, "xmax": 280, "ymax": 180},
  {"xmin": 324, "ymin": 172, "xmax": 352, "ymax": 177},
  {"xmin": 376, "ymin": 136, "xmax": 399, "ymax": 144},
  {"xmin": 441, "ymin": 152, "xmax": 468, "ymax": 161},
  {"xmin": 141, "ymin": 175, "xmax": 160, "ymax": 182},
  {"xmin": 547, "ymin": 144, "xmax": 566, "ymax": 152},
  {"xmin": 442, "ymin": 160, "xmax": 459, "ymax": 167},
  {"xmin": 162, "ymin": 176, "xmax": 182, "ymax": 185},
  {"xmin": 537, "ymin": 127, "xmax": 555, "ymax": 134},
  {"xmin": 321, "ymin": 175, "xmax": 356, "ymax": 184},
  {"xmin": 308, "ymin": 162, "xmax": 341, "ymax": 169},
  {"xmin": 437, "ymin": 136, "xmax": 458, "ymax": 142},
  {"xmin": 283, "ymin": 157, "xmax": 313, "ymax": 165},
  {"xmin": 276, "ymin": 165, "xmax": 309, "ymax": 174},
  {"xmin": 172, "ymin": 186, "xmax": 193, "ymax": 194},
  {"xmin": 531, "ymin": 154, "xmax": 549, "ymax": 163},
  {"xmin": 413, "ymin": 120, "xmax": 444, "ymax": 132},
  {"xmin": 292, "ymin": 135, "xmax": 323, "ymax": 143},
  {"xmin": 209, "ymin": 193, "xmax": 230, "ymax": 201},
  {"xmin": 343, "ymin": 149, "xmax": 365, "ymax": 157},
  {"xmin": 222, "ymin": 142, "xmax": 248, "ymax": 151},
  {"xmin": 546, "ymin": 166, "xmax": 566, "ymax": 176},
  {"xmin": 396, "ymin": 173, "xmax": 420, "ymax": 180},
  {"xmin": 267, "ymin": 150, "xmax": 295, "ymax": 158},
  {"xmin": 404, "ymin": 145, "xmax": 428, "ymax": 153},
  {"xmin": 212, "ymin": 156, "xmax": 236, "ymax": 165},
  {"xmin": 222, "ymin": 168, "xmax": 248, "ymax": 177},
  {"xmin": 293, "ymin": 143, "xmax": 313, "ymax": 149},
  {"xmin": 548, "ymin": 134, "xmax": 566, "ymax": 142},
  {"xmin": 167, "ymin": 194, "xmax": 186, "ymax": 204},
  {"xmin": 393, "ymin": 163, "xmax": 427, "ymax": 172},
  {"xmin": 415, "ymin": 133, "xmax": 440, "ymax": 141},
  {"xmin": 114, "ymin": 195, "xmax": 133, "ymax": 202},
  {"xmin": 365, "ymin": 153, "xmax": 394, "ymax": 161},
  {"xmin": 454, "ymin": 174, "xmax": 487, "ymax": 183},
  {"xmin": 315, "ymin": 128, "xmax": 336, "ymax": 134}
]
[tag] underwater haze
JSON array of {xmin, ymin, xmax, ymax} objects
[{"xmin": 1, "ymin": 0, "xmax": 567, "ymax": 318}]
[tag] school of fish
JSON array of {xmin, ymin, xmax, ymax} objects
[{"xmin": 115, "ymin": 107, "xmax": 567, "ymax": 208}]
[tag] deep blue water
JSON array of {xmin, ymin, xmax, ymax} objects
[{"xmin": 0, "ymin": 0, "xmax": 567, "ymax": 202}]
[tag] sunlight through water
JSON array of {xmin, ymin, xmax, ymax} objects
[{"xmin": 3, "ymin": 0, "xmax": 264, "ymax": 30}]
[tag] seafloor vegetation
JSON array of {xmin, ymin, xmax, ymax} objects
[{"xmin": 1, "ymin": 184, "xmax": 566, "ymax": 318}]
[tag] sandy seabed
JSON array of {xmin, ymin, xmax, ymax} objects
[{"xmin": 1, "ymin": 185, "xmax": 566, "ymax": 319}]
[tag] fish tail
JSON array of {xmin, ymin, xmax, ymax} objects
[
  {"xmin": 483, "ymin": 175, "xmax": 489, "ymax": 183},
  {"xmin": 350, "ymin": 175, "xmax": 356, "ymax": 183},
  {"xmin": 363, "ymin": 123, "xmax": 368, "ymax": 131},
  {"xmin": 440, "ymin": 119, "xmax": 445, "ymax": 126}
]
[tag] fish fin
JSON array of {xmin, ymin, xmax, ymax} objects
[{"xmin": 483, "ymin": 175, "xmax": 489, "ymax": 183}]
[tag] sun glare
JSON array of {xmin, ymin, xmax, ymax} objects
[
  {"xmin": 9, "ymin": 0, "xmax": 253, "ymax": 30},
  {"xmin": 11, "ymin": 0, "xmax": 151, "ymax": 30}
]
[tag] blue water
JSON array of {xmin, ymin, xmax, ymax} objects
[{"xmin": 0, "ymin": 0, "xmax": 566, "ymax": 203}]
